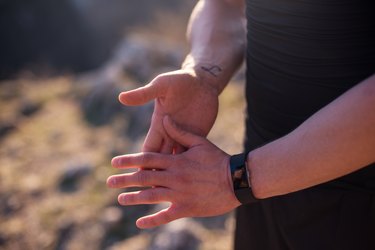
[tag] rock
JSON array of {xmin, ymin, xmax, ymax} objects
[
  {"xmin": 0, "ymin": 122, "xmax": 17, "ymax": 139},
  {"xmin": 55, "ymin": 221, "xmax": 75, "ymax": 250},
  {"xmin": 101, "ymin": 206, "xmax": 123, "ymax": 226},
  {"xmin": 106, "ymin": 35, "xmax": 183, "ymax": 83},
  {"xmin": 58, "ymin": 164, "xmax": 92, "ymax": 193},
  {"xmin": 79, "ymin": 81, "xmax": 123, "ymax": 126},
  {"xmin": 0, "ymin": 0, "xmax": 192, "ymax": 79},
  {"xmin": 125, "ymin": 103, "xmax": 153, "ymax": 140},
  {"xmin": 0, "ymin": 232, "xmax": 7, "ymax": 246},
  {"xmin": 19, "ymin": 100, "xmax": 42, "ymax": 117},
  {"xmin": 76, "ymin": 32, "xmax": 182, "ymax": 132},
  {"xmin": 0, "ymin": 0, "xmax": 100, "ymax": 78},
  {"xmin": 0, "ymin": 193, "xmax": 22, "ymax": 216},
  {"xmin": 108, "ymin": 233, "xmax": 150, "ymax": 250},
  {"xmin": 149, "ymin": 218, "xmax": 202, "ymax": 250},
  {"xmin": 194, "ymin": 214, "xmax": 229, "ymax": 230},
  {"xmin": 100, "ymin": 204, "xmax": 150, "ymax": 249}
]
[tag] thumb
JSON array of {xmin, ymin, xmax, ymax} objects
[
  {"xmin": 119, "ymin": 80, "xmax": 165, "ymax": 106},
  {"xmin": 163, "ymin": 116, "xmax": 203, "ymax": 148}
]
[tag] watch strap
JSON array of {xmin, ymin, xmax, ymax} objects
[{"xmin": 230, "ymin": 153, "xmax": 258, "ymax": 204}]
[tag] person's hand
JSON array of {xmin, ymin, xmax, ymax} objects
[
  {"xmin": 107, "ymin": 116, "xmax": 241, "ymax": 229},
  {"xmin": 119, "ymin": 69, "xmax": 219, "ymax": 153}
]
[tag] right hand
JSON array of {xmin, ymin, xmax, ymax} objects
[
  {"xmin": 107, "ymin": 116, "xmax": 240, "ymax": 229},
  {"xmin": 119, "ymin": 68, "xmax": 220, "ymax": 153}
]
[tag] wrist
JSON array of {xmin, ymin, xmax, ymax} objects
[
  {"xmin": 246, "ymin": 148, "xmax": 269, "ymax": 199},
  {"xmin": 182, "ymin": 55, "xmax": 227, "ymax": 95}
]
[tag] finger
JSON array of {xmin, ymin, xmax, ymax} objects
[
  {"xmin": 118, "ymin": 187, "xmax": 171, "ymax": 205},
  {"xmin": 173, "ymin": 144, "xmax": 187, "ymax": 154},
  {"xmin": 107, "ymin": 170, "xmax": 169, "ymax": 188},
  {"xmin": 163, "ymin": 116, "xmax": 204, "ymax": 148},
  {"xmin": 136, "ymin": 206, "xmax": 181, "ymax": 229},
  {"xmin": 118, "ymin": 84, "xmax": 157, "ymax": 105},
  {"xmin": 112, "ymin": 152, "xmax": 171, "ymax": 169},
  {"xmin": 119, "ymin": 78, "xmax": 167, "ymax": 106},
  {"xmin": 142, "ymin": 125, "xmax": 164, "ymax": 152},
  {"xmin": 160, "ymin": 136, "xmax": 174, "ymax": 154}
]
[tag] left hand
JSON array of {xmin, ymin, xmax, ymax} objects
[
  {"xmin": 118, "ymin": 69, "xmax": 219, "ymax": 154},
  {"xmin": 107, "ymin": 116, "xmax": 240, "ymax": 229}
]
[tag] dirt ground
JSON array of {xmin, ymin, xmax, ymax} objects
[{"xmin": 0, "ymin": 70, "xmax": 246, "ymax": 249}]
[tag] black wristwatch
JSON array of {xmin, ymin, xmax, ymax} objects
[{"xmin": 230, "ymin": 153, "xmax": 258, "ymax": 204}]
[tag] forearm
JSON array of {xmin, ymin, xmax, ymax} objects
[
  {"xmin": 248, "ymin": 74, "xmax": 375, "ymax": 199},
  {"xmin": 182, "ymin": 0, "xmax": 246, "ymax": 94}
]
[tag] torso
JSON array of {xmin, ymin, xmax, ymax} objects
[
  {"xmin": 245, "ymin": 0, "xmax": 375, "ymax": 138},
  {"xmin": 238, "ymin": 2, "xmax": 375, "ymax": 249}
]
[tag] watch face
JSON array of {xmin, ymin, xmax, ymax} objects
[
  {"xmin": 233, "ymin": 168, "xmax": 249, "ymax": 189},
  {"xmin": 230, "ymin": 153, "xmax": 250, "ymax": 190}
]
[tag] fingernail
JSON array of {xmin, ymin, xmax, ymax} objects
[
  {"xmin": 136, "ymin": 219, "xmax": 145, "ymax": 228},
  {"xmin": 118, "ymin": 194, "xmax": 126, "ymax": 204},
  {"xmin": 111, "ymin": 157, "xmax": 119, "ymax": 167},
  {"xmin": 108, "ymin": 177, "xmax": 116, "ymax": 187}
]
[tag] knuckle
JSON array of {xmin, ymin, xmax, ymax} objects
[
  {"xmin": 140, "ymin": 153, "xmax": 156, "ymax": 167},
  {"xmin": 112, "ymin": 157, "xmax": 122, "ymax": 167},
  {"xmin": 174, "ymin": 173, "xmax": 184, "ymax": 185},
  {"xmin": 141, "ymin": 153, "xmax": 152, "ymax": 165},
  {"xmin": 174, "ymin": 155, "xmax": 184, "ymax": 165},
  {"xmin": 152, "ymin": 74, "xmax": 167, "ymax": 86},
  {"xmin": 139, "ymin": 153, "xmax": 146, "ymax": 165},
  {"xmin": 119, "ymin": 193, "xmax": 137, "ymax": 205},
  {"xmin": 163, "ymin": 209, "xmax": 180, "ymax": 224},
  {"xmin": 112, "ymin": 176, "xmax": 125, "ymax": 187},
  {"xmin": 161, "ymin": 212, "xmax": 172, "ymax": 224},
  {"xmin": 173, "ymin": 169, "xmax": 188, "ymax": 185},
  {"xmin": 145, "ymin": 189, "xmax": 159, "ymax": 202},
  {"xmin": 147, "ymin": 216, "xmax": 158, "ymax": 227},
  {"xmin": 136, "ymin": 171, "xmax": 147, "ymax": 186},
  {"xmin": 125, "ymin": 194, "xmax": 136, "ymax": 204}
]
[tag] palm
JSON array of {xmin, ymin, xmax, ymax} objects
[{"xmin": 119, "ymin": 69, "xmax": 219, "ymax": 153}]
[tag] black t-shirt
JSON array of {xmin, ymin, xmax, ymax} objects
[
  {"xmin": 244, "ymin": 0, "xmax": 375, "ymax": 189},
  {"xmin": 237, "ymin": 0, "xmax": 375, "ymax": 249}
]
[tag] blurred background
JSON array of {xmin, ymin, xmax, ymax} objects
[{"xmin": 0, "ymin": 0, "xmax": 246, "ymax": 249}]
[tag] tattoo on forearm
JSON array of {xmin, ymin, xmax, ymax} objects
[{"xmin": 201, "ymin": 65, "xmax": 222, "ymax": 77}]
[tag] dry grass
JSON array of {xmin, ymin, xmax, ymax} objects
[
  {"xmin": 0, "ymin": 2, "xmax": 247, "ymax": 249},
  {"xmin": 0, "ymin": 73, "xmax": 245, "ymax": 250}
]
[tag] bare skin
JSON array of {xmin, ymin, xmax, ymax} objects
[
  {"xmin": 107, "ymin": 116, "xmax": 240, "ymax": 228},
  {"xmin": 119, "ymin": 0, "xmax": 246, "ymax": 153},
  {"xmin": 109, "ymin": 74, "xmax": 375, "ymax": 229},
  {"xmin": 108, "ymin": 0, "xmax": 375, "ymax": 229},
  {"xmin": 249, "ymin": 74, "xmax": 375, "ymax": 199},
  {"xmin": 119, "ymin": 69, "xmax": 219, "ymax": 154}
]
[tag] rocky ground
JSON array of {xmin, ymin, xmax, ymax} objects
[{"xmin": 0, "ymin": 27, "xmax": 246, "ymax": 249}]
